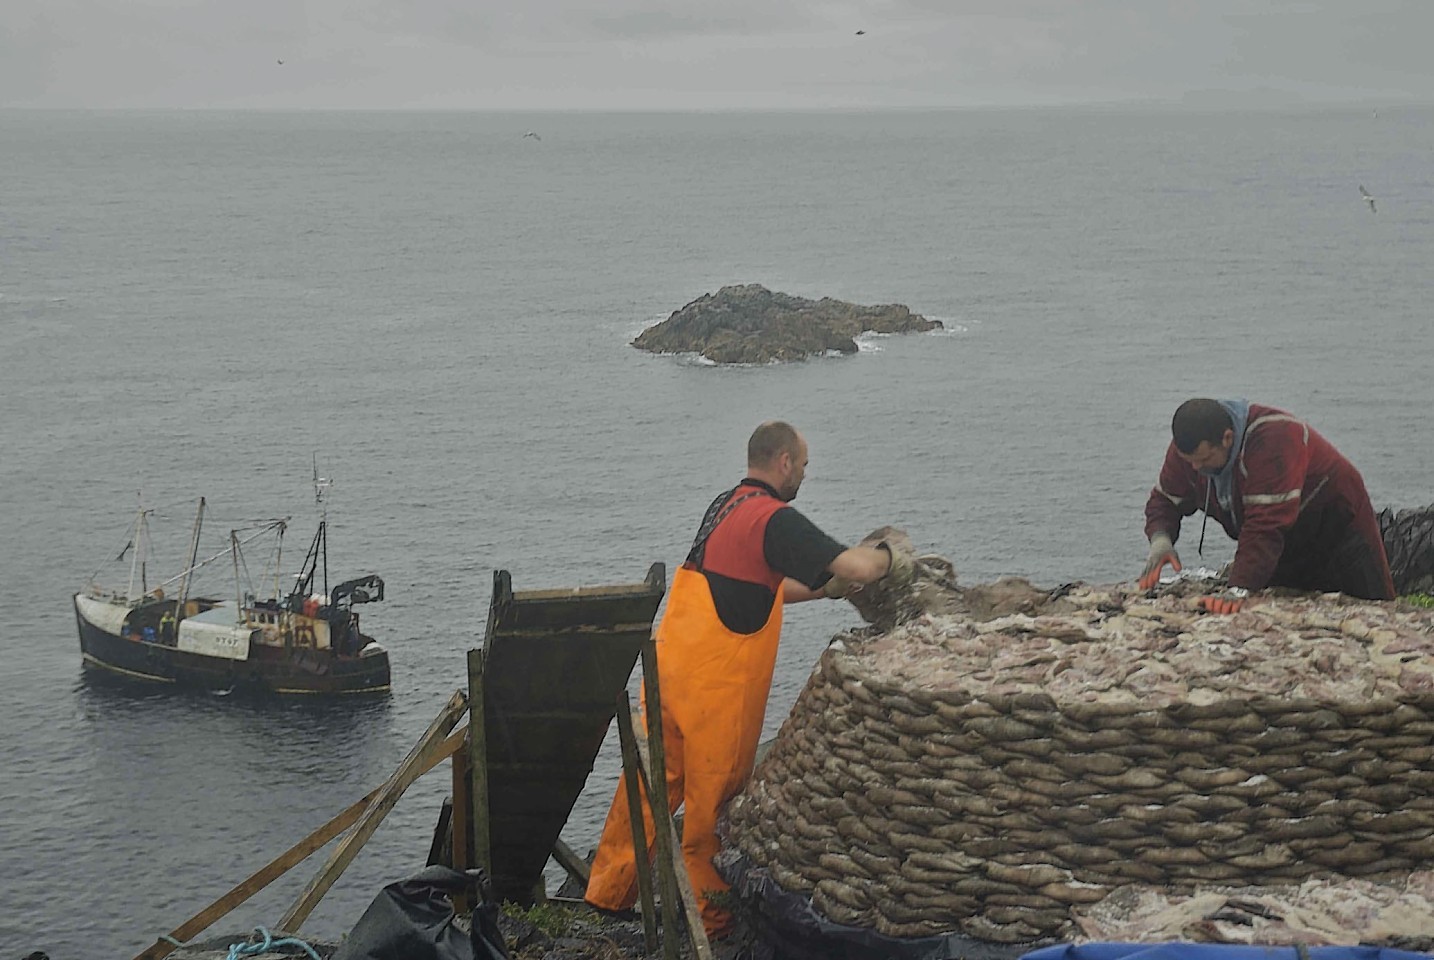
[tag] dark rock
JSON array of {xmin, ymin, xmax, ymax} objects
[
  {"xmin": 1380, "ymin": 503, "xmax": 1434, "ymax": 595},
  {"xmin": 632, "ymin": 284, "xmax": 941, "ymax": 364}
]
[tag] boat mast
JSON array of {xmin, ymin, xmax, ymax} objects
[
  {"xmin": 231, "ymin": 530, "xmax": 243, "ymax": 621},
  {"xmin": 176, "ymin": 497, "xmax": 206, "ymax": 616},
  {"xmin": 273, "ymin": 520, "xmax": 286, "ymax": 601},
  {"xmin": 313, "ymin": 454, "xmax": 332, "ymax": 599},
  {"xmin": 126, "ymin": 495, "xmax": 148, "ymax": 602}
]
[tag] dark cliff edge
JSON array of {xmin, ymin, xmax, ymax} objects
[{"xmin": 632, "ymin": 284, "xmax": 942, "ymax": 364}]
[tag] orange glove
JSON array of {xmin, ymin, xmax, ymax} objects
[
  {"xmin": 1138, "ymin": 533, "xmax": 1181, "ymax": 590},
  {"xmin": 1199, "ymin": 588, "xmax": 1249, "ymax": 615}
]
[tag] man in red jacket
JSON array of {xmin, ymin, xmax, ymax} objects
[{"xmin": 1139, "ymin": 398, "xmax": 1394, "ymax": 613}]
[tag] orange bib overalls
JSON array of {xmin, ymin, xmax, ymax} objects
[{"xmin": 586, "ymin": 491, "xmax": 786, "ymax": 937}]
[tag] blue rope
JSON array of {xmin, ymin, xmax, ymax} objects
[{"xmin": 225, "ymin": 926, "xmax": 322, "ymax": 960}]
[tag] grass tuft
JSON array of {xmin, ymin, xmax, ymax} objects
[{"xmin": 501, "ymin": 900, "xmax": 578, "ymax": 937}]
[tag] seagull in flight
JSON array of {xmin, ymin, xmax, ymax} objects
[
  {"xmin": 522, "ymin": 131, "xmax": 541, "ymax": 141},
  {"xmin": 277, "ymin": 59, "xmax": 284, "ymax": 65},
  {"xmin": 1359, "ymin": 184, "xmax": 1377, "ymax": 214},
  {"xmin": 855, "ymin": 29, "xmax": 866, "ymax": 35}
]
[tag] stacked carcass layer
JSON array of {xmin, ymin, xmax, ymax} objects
[{"xmin": 724, "ymin": 572, "xmax": 1434, "ymax": 944}]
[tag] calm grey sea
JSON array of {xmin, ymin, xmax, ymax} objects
[{"xmin": 3, "ymin": 105, "xmax": 1433, "ymax": 958}]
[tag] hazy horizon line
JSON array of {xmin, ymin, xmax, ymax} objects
[{"xmin": 5, "ymin": 94, "xmax": 1433, "ymax": 115}]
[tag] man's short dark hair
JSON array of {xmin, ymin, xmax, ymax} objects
[
  {"xmin": 1171, "ymin": 399, "xmax": 1233, "ymax": 454},
  {"xmin": 748, "ymin": 421, "xmax": 801, "ymax": 467}
]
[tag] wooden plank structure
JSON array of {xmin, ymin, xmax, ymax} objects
[
  {"xmin": 278, "ymin": 690, "xmax": 470, "ymax": 932},
  {"xmin": 468, "ymin": 564, "xmax": 666, "ymax": 905},
  {"xmin": 133, "ymin": 721, "xmax": 471, "ymax": 960}
]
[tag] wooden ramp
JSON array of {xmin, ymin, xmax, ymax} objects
[{"xmin": 470, "ymin": 564, "xmax": 666, "ymax": 904}]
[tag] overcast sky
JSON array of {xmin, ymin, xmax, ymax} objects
[{"xmin": 4, "ymin": 0, "xmax": 1434, "ymax": 110}]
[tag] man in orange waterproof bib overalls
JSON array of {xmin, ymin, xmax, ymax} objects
[{"xmin": 584, "ymin": 420, "xmax": 908, "ymax": 938}]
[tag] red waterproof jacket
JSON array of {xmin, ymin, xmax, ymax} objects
[{"xmin": 1145, "ymin": 404, "xmax": 1393, "ymax": 597}]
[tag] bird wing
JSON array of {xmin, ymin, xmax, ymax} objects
[{"xmin": 1359, "ymin": 184, "xmax": 1371, "ymax": 198}]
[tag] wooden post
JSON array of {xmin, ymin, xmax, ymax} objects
[
  {"xmin": 467, "ymin": 646, "xmax": 491, "ymax": 880},
  {"xmin": 133, "ymin": 728, "xmax": 468, "ymax": 960},
  {"xmin": 277, "ymin": 690, "xmax": 469, "ymax": 933},
  {"xmin": 450, "ymin": 731, "xmax": 472, "ymax": 914},
  {"xmin": 639, "ymin": 634, "xmax": 713, "ymax": 960},
  {"xmin": 634, "ymin": 671, "xmax": 681, "ymax": 958},
  {"xmin": 426, "ymin": 799, "xmax": 454, "ymax": 867},
  {"xmin": 629, "ymin": 709, "xmax": 713, "ymax": 960},
  {"xmin": 615, "ymin": 694, "xmax": 659, "ymax": 954}
]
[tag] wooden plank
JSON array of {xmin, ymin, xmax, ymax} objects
[
  {"xmin": 468, "ymin": 646, "xmax": 492, "ymax": 880},
  {"xmin": 486, "ymin": 762, "xmax": 608, "ymax": 782},
  {"xmin": 452, "ymin": 745, "xmax": 471, "ymax": 870},
  {"xmin": 478, "ymin": 708, "xmax": 630, "ymax": 724},
  {"xmin": 630, "ymin": 711, "xmax": 713, "ymax": 960},
  {"xmin": 425, "ymin": 798, "xmax": 454, "ymax": 867},
  {"xmin": 488, "ymin": 623, "xmax": 657, "ymax": 639},
  {"xmin": 640, "ymin": 634, "xmax": 713, "ymax": 960},
  {"xmin": 551, "ymin": 837, "xmax": 591, "ymax": 887},
  {"xmin": 638, "ymin": 638, "xmax": 681, "ymax": 960},
  {"xmin": 132, "ymin": 727, "xmax": 468, "ymax": 960},
  {"xmin": 450, "ymin": 737, "xmax": 472, "ymax": 914},
  {"xmin": 277, "ymin": 690, "xmax": 469, "ymax": 933},
  {"xmin": 510, "ymin": 583, "xmax": 660, "ymax": 601},
  {"xmin": 615, "ymin": 697, "xmax": 659, "ymax": 954},
  {"xmin": 480, "ymin": 564, "xmax": 665, "ymax": 904}
]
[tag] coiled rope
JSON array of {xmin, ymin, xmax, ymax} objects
[{"xmin": 225, "ymin": 927, "xmax": 322, "ymax": 960}]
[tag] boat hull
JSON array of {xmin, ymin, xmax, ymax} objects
[{"xmin": 74, "ymin": 596, "xmax": 390, "ymax": 695}]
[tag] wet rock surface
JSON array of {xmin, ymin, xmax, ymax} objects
[
  {"xmin": 631, "ymin": 284, "xmax": 941, "ymax": 364},
  {"xmin": 1380, "ymin": 502, "xmax": 1434, "ymax": 595}
]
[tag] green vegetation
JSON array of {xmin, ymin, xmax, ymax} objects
[
  {"xmin": 1400, "ymin": 593, "xmax": 1434, "ymax": 608},
  {"xmin": 502, "ymin": 900, "xmax": 578, "ymax": 937},
  {"xmin": 703, "ymin": 887, "xmax": 739, "ymax": 914}
]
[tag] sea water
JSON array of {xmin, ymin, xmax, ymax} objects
[{"xmin": 2, "ymin": 105, "xmax": 1433, "ymax": 958}]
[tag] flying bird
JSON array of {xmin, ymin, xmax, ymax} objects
[
  {"xmin": 522, "ymin": 131, "xmax": 541, "ymax": 141},
  {"xmin": 1359, "ymin": 184, "xmax": 1377, "ymax": 214},
  {"xmin": 855, "ymin": 29, "xmax": 866, "ymax": 35},
  {"xmin": 277, "ymin": 59, "xmax": 284, "ymax": 65}
]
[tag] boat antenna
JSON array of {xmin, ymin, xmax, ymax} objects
[
  {"xmin": 313, "ymin": 453, "xmax": 332, "ymax": 516},
  {"xmin": 312, "ymin": 454, "xmax": 332, "ymax": 598}
]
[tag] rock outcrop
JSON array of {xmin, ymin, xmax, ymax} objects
[
  {"xmin": 632, "ymin": 284, "xmax": 942, "ymax": 364},
  {"xmin": 722, "ymin": 531, "xmax": 1434, "ymax": 946}
]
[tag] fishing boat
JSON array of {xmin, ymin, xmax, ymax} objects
[{"xmin": 73, "ymin": 485, "xmax": 390, "ymax": 695}]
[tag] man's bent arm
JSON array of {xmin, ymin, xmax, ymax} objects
[
  {"xmin": 829, "ymin": 544, "xmax": 892, "ymax": 584},
  {"xmin": 782, "ymin": 578, "xmax": 824, "ymax": 604}
]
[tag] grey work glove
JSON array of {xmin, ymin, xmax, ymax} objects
[{"xmin": 1139, "ymin": 532, "xmax": 1182, "ymax": 590}]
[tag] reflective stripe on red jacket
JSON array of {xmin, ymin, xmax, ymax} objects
[{"xmin": 1144, "ymin": 404, "xmax": 1388, "ymax": 592}]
